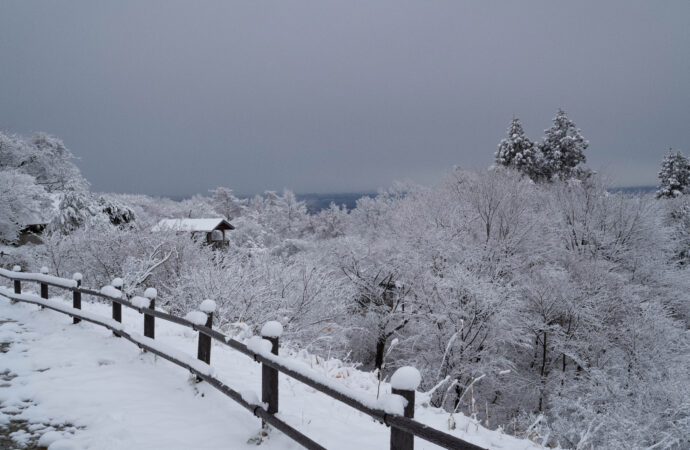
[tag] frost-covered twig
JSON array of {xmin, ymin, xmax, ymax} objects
[
  {"xmin": 453, "ymin": 374, "xmax": 485, "ymax": 414},
  {"xmin": 435, "ymin": 331, "xmax": 458, "ymax": 380}
]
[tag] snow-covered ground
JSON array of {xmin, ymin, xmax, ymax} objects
[{"xmin": 0, "ymin": 293, "xmax": 543, "ymax": 450}]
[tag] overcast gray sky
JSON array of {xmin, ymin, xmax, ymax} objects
[{"xmin": 1, "ymin": 1, "xmax": 688, "ymax": 196}]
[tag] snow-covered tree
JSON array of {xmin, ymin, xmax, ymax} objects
[
  {"xmin": 49, "ymin": 191, "xmax": 102, "ymax": 234},
  {"xmin": 97, "ymin": 195, "xmax": 136, "ymax": 226},
  {"xmin": 49, "ymin": 192, "xmax": 136, "ymax": 234},
  {"xmin": 0, "ymin": 131, "xmax": 94, "ymax": 240},
  {"xmin": 26, "ymin": 133, "xmax": 88, "ymax": 192},
  {"xmin": 339, "ymin": 248, "xmax": 414, "ymax": 371},
  {"xmin": 656, "ymin": 148, "xmax": 689, "ymax": 198},
  {"xmin": 0, "ymin": 170, "xmax": 52, "ymax": 243},
  {"xmin": 495, "ymin": 117, "xmax": 539, "ymax": 178},
  {"xmin": 0, "ymin": 132, "xmax": 88, "ymax": 193},
  {"xmin": 666, "ymin": 198, "xmax": 690, "ymax": 267},
  {"xmin": 307, "ymin": 202, "xmax": 348, "ymax": 239},
  {"xmin": 540, "ymin": 109, "xmax": 588, "ymax": 180},
  {"xmin": 0, "ymin": 132, "xmax": 25, "ymax": 169},
  {"xmin": 210, "ymin": 186, "xmax": 247, "ymax": 220}
]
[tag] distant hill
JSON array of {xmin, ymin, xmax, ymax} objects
[
  {"xmin": 166, "ymin": 192, "xmax": 375, "ymax": 213},
  {"xmin": 171, "ymin": 186, "xmax": 657, "ymax": 215},
  {"xmin": 609, "ymin": 185, "xmax": 656, "ymax": 194},
  {"xmin": 298, "ymin": 187, "xmax": 660, "ymax": 213}
]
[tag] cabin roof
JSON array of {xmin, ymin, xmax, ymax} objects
[{"xmin": 151, "ymin": 218, "xmax": 235, "ymax": 233}]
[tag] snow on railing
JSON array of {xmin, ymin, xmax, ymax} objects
[
  {"xmin": 0, "ymin": 267, "xmax": 485, "ymax": 450},
  {"xmin": 0, "ymin": 267, "xmax": 78, "ymax": 289}
]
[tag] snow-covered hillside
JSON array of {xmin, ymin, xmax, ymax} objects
[{"xmin": 0, "ymin": 294, "xmax": 543, "ymax": 450}]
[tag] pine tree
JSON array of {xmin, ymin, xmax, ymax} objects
[
  {"xmin": 656, "ymin": 148, "xmax": 690, "ymax": 198},
  {"xmin": 540, "ymin": 109, "xmax": 588, "ymax": 180},
  {"xmin": 495, "ymin": 117, "xmax": 539, "ymax": 179}
]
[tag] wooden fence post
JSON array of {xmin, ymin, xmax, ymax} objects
[
  {"xmin": 143, "ymin": 288, "xmax": 157, "ymax": 339},
  {"xmin": 111, "ymin": 278, "xmax": 123, "ymax": 337},
  {"xmin": 72, "ymin": 273, "xmax": 82, "ymax": 324},
  {"xmin": 197, "ymin": 300, "xmax": 216, "ymax": 364},
  {"xmin": 261, "ymin": 321, "xmax": 283, "ymax": 415},
  {"xmin": 39, "ymin": 266, "xmax": 49, "ymax": 309},
  {"xmin": 389, "ymin": 366, "xmax": 421, "ymax": 450},
  {"xmin": 196, "ymin": 299, "xmax": 216, "ymax": 382},
  {"xmin": 11, "ymin": 266, "xmax": 21, "ymax": 304}
]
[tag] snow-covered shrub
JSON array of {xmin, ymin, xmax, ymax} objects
[{"xmin": 0, "ymin": 170, "xmax": 51, "ymax": 244}]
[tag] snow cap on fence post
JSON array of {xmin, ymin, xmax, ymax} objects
[
  {"xmin": 40, "ymin": 266, "xmax": 49, "ymax": 274},
  {"xmin": 72, "ymin": 272, "xmax": 83, "ymax": 282},
  {"xmin": 261, "ymin": 321, "xmax": 283, "ymax": 339},
  {"xmin": 260, "ymin": 320, "xmax": 281, "ymax": 415},
  {"xmin": 111, "ymin": 278, "xmax": 123, "ymax": 289},
  {"xmin": 389, "ymin": 366, "xmax": 420, "ymax": 450},
  {"xmin": 12, "ymin": 265, "xmax": 21, "ymax": 272},
  {"xmin": 144, "ymin": 288, "xmax": 157, "ymax": 300},
  {"xmin": 199, "ymin": 299, "xmax": 217, "ymax": 314},
  {"xmin": 390, "ymin": 366, "xmax": 422, "ymax": 392},
  {"xmin": 196, "ymin": 299, "xmax": 215, "ymax": 374}
]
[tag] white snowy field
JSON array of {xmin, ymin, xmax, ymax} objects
[{"xmin": 0, "ymin": 293, "xmax": 543, "ymax": 450}]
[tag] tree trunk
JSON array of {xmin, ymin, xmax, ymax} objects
[
  {"xmin": 374, "ymin": 337, "xmax": 386, "ymax": 371},
  {"xmin": 539, "ymin": 331, "xmax": 547, "ymax": 412},
  {"xmin": 541, "ymin": 331, "xmax": 547, "ymax": 378}
]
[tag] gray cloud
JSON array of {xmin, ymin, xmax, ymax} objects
[{"xmin": 1, "ymin": 1, "xmax": 688, "ymax": 196}]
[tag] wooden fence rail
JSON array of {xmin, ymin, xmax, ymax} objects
[{"xmin": 0, "ymin": 267, "xmax": 485, "ymax": 450}]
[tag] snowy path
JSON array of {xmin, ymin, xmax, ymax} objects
[{"xmin": 0, "ymin": 296, "xmax": 541, "ymax": 450}]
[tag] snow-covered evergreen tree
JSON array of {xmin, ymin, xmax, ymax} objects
[
  {"xmin": 656, "ymin": 148, "xmax": 689, "ymax": 198},
  {"xmin": 540, "ymin": 109, "xmax": 588, "ymax": 180},
  {"xmin": 495, "ymin": 117, "xmax": 539, "ymax": 178}
]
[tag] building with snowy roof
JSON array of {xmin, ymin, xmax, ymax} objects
[
  {"xmin": 15, "ymin": 198, "xmax": 58, "ymax": 246},
  {"xmin": 152, "ymin": 218, "xmax": 235, "ymax": 248}
]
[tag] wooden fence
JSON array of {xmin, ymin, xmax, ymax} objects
[{"xmin": 0, "ymin": 266, "xmax": 485, "ymax": 450}]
